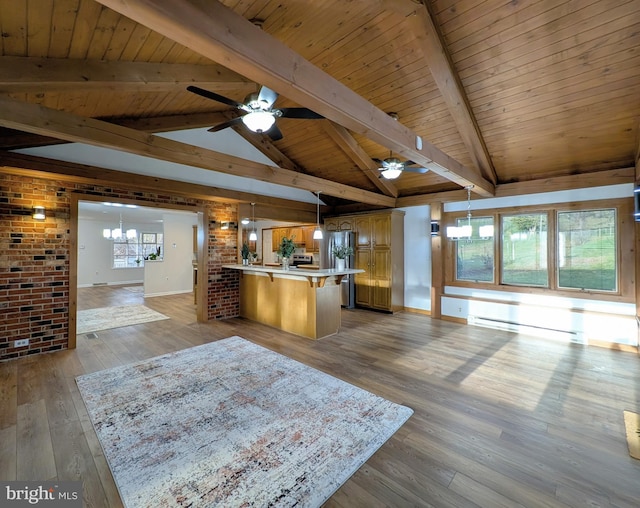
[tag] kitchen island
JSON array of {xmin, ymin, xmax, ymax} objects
[{"xmin": 222, "ymin": 264, "xmax": 364, "ymax": 340}]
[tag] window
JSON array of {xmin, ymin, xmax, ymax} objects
[
  {"xmin": 455, "ymin": 216, "xmax": 494, "ymax": 282},
  {"xmin": 501, "ymin": 213, "xmax": 548, "ymax": 286},
  {"xmin": 113, "ymin": 236, "xmax": 140, "ymax": 268},
  {"xmin": 557, "ymin": 209, "xmax": 616, "ymax": 291},
  {"xmin": 141, "ymin": 233, "xmax": 163, "ymax": 261},
  {"xmin": 111, "ymin": 232, "xmax": 163, "ymax": 268}
]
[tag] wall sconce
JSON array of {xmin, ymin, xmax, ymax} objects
[
  {"xmin": 430, "ymin": 220, "xmax": 440, "ymax": 236},
  {"xmin": 32, "ymin": 206, "xmax": 46, "ymax": 220}
]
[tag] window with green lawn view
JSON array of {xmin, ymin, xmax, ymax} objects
[
  {"xmin": 501, "ymin": 213, "xmax": 548, "ymax": 286},
  {"xmin": 455, "ymin": 216, "xmax": 494, "ymax": 282},
  {"xmin": 557, "ymin": 209, "xmax": 616, "ymax": 292}
]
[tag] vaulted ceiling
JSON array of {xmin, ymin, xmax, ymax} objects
[{"xmin": 0, "ymin": 0, "xmax": 638, "ymax": 211}]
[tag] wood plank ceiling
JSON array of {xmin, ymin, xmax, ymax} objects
[{"xmin": 0, "ymin": 0, "xmax": 637, "ymax": 209}]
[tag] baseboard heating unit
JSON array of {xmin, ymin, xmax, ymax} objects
[{"xmin": 467, "ymin": 315, "xmax": 585, "ymax": 344}]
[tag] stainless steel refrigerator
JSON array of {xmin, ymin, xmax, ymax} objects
[{"xmin": 320, "ymin": 231, "xmax": 355, "ymax": 308}]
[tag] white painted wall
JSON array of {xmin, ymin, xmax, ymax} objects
[
  {"xmin": 144, "ymin": 213, "xmax": 198, "ymax": 297},
  {"xmin": 77, "ymin": 218, "xmax": 161, "ymax": 286},
  {"xmin": 399, "ymin": 205, "xmax": 431, "ymax": 311}
]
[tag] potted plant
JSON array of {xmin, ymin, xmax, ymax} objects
[
  {"xmin": 277, "ymin": 236, "xmax": 296, "ymax": 270},
  {"xmin": 241, "ymin": 242, "xmax": 250, "ymax": 265},
  {"xmin": 332, "ymin": 244, "xmax": 353, "ymax": 271}
]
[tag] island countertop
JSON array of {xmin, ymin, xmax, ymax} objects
[
  {"xmin": 222, "ymin": 264, "xmax": 363, "ymax": 277},
  {"xmin": 222, "ymin": 264, "xmax": 364, "ymax": 340}
]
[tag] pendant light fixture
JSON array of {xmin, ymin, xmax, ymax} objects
[
  {"xmin": 249, "ymin": 202, "xmax": 257, "ymax": 241},
  {"xmin": 103, "ymin": 213, "xmax": 137, "ymax": 241},
  {"xmin": 313, "ymin": 191, "xmax": 323, "ymax": 240},
  {"xmin": 446, "ymin": 186, "xmax": 473, "ymax": 241}
]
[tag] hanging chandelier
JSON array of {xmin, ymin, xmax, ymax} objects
[
  {"xmin": 446, "ymin": 186, "xmax": 474, "ymax": 240},
  {"xmin": 103, "ymin": 213, "xmax": 137, "ymax": 241}
]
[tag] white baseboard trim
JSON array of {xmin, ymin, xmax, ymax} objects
[{"xmin": 143, "ymin": 289, "xmax": 193, "ymax": 298}]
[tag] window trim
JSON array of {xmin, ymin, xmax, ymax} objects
[{"xmin": 443, "ymin": 197, "xmax": 633, "ymax": 303}]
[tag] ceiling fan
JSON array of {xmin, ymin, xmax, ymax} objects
[
  {"xmin": 187, "ymin": 85, "xmax": 323, "ymax": 141},
  {"xmin": 373, "ymin": 152, "xmax": 429, "ymax": 180}
]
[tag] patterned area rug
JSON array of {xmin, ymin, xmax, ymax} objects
[
  {"xmin": 624, "ymin": 410, "xmax": 640, "ymax": 460},
  {"xmin": 76, "ymin": 336, "xmax": 413, "ymax": 507},
  {"xmin": 76, "ymin": 305, "xmax": 169, "ymax": 334}
]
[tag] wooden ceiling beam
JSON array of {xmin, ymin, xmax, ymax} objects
[
  {"xmin": 0, "ymin": 56, "xmax": 256, "ymax": 94},
  {"xmin": 395, "ymin": 168, "xmax": 634, "ymax": 207},
  {"xmin": 321, "ymin": 121, "xmax": 398, "ymax": 198},
  {"xmin": 238, "ymin": 202, "xmax": 318, "ymax": 223},
  {"xmin": 0, "ymin": 112, "xmax": 232, "ymax": 149},
  {"xmin": 114, "ymin": 112, "xmax": 232, "ymax": 133},
  {"xmin": 407, "ymin": 2, "xmax": 497, "ymax": 185},
  {"xmin": 93, "ymin": 0, "xmax": 495, "ymax": 197},
  {"xmin": 0, "ymin": 151, "xmax": 317, "ymax": 215},
  {"xmin": 0, "ymin": 96, "xmax": 395, "ymax": 207}
]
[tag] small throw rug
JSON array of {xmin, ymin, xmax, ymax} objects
[
  {"xmin": 76, "ymin": 336, "xmax": 413, "ymax": 507},
  {"xmin": 76, "ymin": 305, "xmax": 169, "ymax": 334},
  {"xmin": 623, "ymin": 410, "xmax": 640, "ymax": 460},
  {"xmin": 122, "ymin": 285, "xmax": 145, "ymax": 294}
]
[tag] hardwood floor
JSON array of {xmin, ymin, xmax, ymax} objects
[{"xmin": 2, "ymin": 285, "xmax": 639, "ymax": 507}]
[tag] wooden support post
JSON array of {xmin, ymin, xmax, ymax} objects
[{"xmin": 430, "ymin": 202, "xmax": 444, "ymax": 319}]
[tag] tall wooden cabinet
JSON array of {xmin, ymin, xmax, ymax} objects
[{"xmin": 325, "ymin": 210, "xmax": 404, "ymax": 312}]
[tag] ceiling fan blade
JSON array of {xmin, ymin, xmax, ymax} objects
[
  {"xmin": 187, "ymin": 86, "xmax": 249, "ymax": 111},
  {"xmin": 278, "ymin": 107, "xmax": 324, "ymax": 119},
  {"xmin": 257, "ymin": 86, "xmax": 278, "ymax": 108},
  {"xmin": 403, "ymin": 166, "xmax": 429, "ymax": 174},
  {"xmin": 206, "ymin": 117, "xmax": 244, "ymax": 133},
  {"xmin": 267, "ymin": 124, "xmax": 284, "ymax": 141},
  {"xmin": 372, "ymin": 158, "xmax": 383, "ymax": 164}
]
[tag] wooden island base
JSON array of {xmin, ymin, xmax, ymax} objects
[{"xmin": 224, "ymin": 265, "xmax": 364, "ymax": 340}]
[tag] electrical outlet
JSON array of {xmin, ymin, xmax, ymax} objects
[{"xmin": 14, "ymin": 339, "xmax": 29, "ymax": 347}]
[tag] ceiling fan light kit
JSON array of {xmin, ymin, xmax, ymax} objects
[
  {"xmin": 241, "ymin": 111, "xmax": 276, "ymax": 133},
  {"xmin": 374, "ymin": 151, "xmax": 429, "ymax": 179},
  {"xmin": 188, "ymin": 85, "xmax": 322, "ymax": 140},
  {"xmin": 381, "ymin": 168, "xmax": 403, "ymax": 180}
]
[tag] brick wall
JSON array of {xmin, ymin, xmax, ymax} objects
[{"xmin": 0, "ymin": 172, "xmax": 240, "ymax": 361}]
